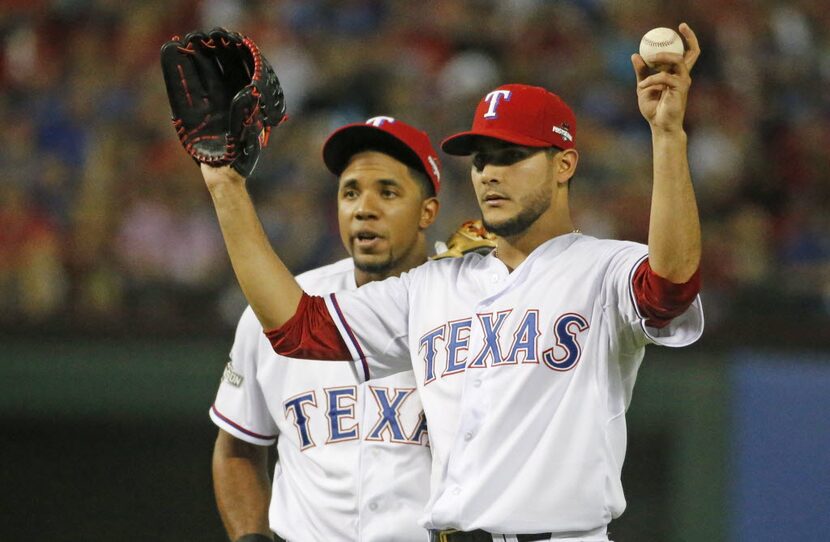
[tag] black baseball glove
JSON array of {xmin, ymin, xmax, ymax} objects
[{"xmin": 160, "ymin": 28, "xmax": 287, "ymax": 177}]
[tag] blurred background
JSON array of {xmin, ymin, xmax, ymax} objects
[{"xmin": 0, "ymin": 0, "xmax": 828, "ymax": 540}]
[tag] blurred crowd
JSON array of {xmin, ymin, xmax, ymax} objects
[{"xmin": 1, "ymin": 0, "xmax": 828, "ymax": 343}]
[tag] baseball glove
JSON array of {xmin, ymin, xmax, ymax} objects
[
  {"xmin": 160, "ymin": 28, "xmax": 287, "ymax": 177},
  {"xmin": 432, "ymin": 219, "xmax": 498, "ymax": 260}
]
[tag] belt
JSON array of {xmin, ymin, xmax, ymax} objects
[
  {"xmin": 236, "ymin": 534, "xmax": 286, "ymax": 542},
  {"xmin": 430, "ymin": 530, "xmax": 553, "ymax": 542}
]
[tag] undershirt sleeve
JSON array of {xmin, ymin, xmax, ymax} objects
[
  {"xmin": 264, "ymin": 293, "xmax": 351, "ymax": 360},
  {"xmin": 263, "ymin": 270, "xmax": 413, "ymax": 383},
  {"xmin": 631, "ymin": 259, "xmax": 701, "ymax": 329}
]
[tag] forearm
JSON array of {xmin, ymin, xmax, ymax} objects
[
  {"xmin": 213, "ymin": 431, "xmax": 272, "ymax": 539},
  {"xmin": 203, "ymin": 165, "xmax": 302, "ymax": 329},
  {"xmin": 647, "ymin": 130, "xmax": 701, "ymax": 283}
]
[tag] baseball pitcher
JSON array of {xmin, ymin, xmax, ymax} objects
[{"xmin": 168, "ymin": 23, "xmax": 705, "ymax": 542}]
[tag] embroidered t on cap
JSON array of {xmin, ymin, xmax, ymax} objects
[{"xmin": 441, "ymin": 84, "xmax": 577, "ymax": 156}]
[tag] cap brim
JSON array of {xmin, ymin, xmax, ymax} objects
[
  {"xmin": 323, "ymin": 125, "xmax": 424, "ymax": 177},
  {"xmin": 441, "ymin": 128, "xmax": 553, "ymax": 156}
]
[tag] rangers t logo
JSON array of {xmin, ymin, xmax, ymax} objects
[
  {"xmin": 483, "ymin": 90, "xmax": 511, "ymax": 119},
  {"xmin": 366, "ymin": 116, "xmax": 395, "ymax": 127}
]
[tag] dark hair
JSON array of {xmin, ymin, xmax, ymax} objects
[
  {"xmin": 406, "ymin": 166, "xmax": 435, "ymax": 199},
  {"xmin": 349, "ymin": 142, "xmax": 436, "ymax": 199}
]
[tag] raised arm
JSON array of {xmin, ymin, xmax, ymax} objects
[
  {"xmin": 160, "ymin": 28, "xmax": 300, "ymax": 330},
  {"xmin": 631, "ymin": 23, "xmax": 702, "ymax": 283},
  {"xmin": 202, "ymin": 165, "xmax": 302, "ymax": 329}
]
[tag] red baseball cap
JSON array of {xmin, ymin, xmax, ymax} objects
[
  {"xmin": 323, "ymin": 116, "xmax": 441, "ymax": 194},
  {"xmin": 441, "ymin": 84, "xmax": 576, "ymax": 156}
]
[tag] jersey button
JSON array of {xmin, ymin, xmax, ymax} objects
[
  {"xmin": 464, "ymin": 432, "xmax": 473, "ymax": 441},
  {"xmin": 452, "ymin": 487, "xmax": 462, "ymax": 495},
  {"xmin": 368, "ymin": 502, "xmax": 378, "ymax": 511},
  {"xmin": 473, "ymin": 379, "xmax": 482, "ymax": 388}
]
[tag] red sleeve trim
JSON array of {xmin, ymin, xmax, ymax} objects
[
  {"xmin": 631, "ymin": 259, "xmax": 701, "ymax": 329},
  {"xmin": 264, "ymin": 293, "xmax": 351, "ymax": 360}
]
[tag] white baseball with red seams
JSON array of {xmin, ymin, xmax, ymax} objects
[
  {"xmin": 639, "ymin": 27, "xmax": 685, "ymax": 68},
  {"xmin": 211, "ymin": 258, "xmax": 431, "ymax": 542},
  {"xmin": 323, "ymin": 234, "xmax": 704, "ymax": 534}
]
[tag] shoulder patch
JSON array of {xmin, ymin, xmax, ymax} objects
[{"xmin": 222, "ymin": 362, "xmax": 244, "ymax": 387}]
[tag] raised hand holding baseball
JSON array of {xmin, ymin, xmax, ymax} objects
[{"xmin": 631, "ymin": 23, "xmax": 700, "ymax": 131}]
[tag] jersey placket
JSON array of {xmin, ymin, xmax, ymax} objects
[{"xmin": 435, "ymin": 256, "xmax": 511, "ymax": 522}]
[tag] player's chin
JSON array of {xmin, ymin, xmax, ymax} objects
[
  {"xmin": 482, "ymin": 213, "xmax": 535, "ymax": 238},
  {"xmin": 352, "ymin": 251, "xmax": 394, "ymax": 273},
  {"xmin": 351, "ymin": 241, "xmax": 387, "ymax": 261},
  {"xmin": 480, "ymin": 209, "xmax": 515, "ymax": 231}
]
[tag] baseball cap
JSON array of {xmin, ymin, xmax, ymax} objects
[
  {"xmin": 441, "ymin": 84, "xmax": 576, "ymax": 156},
  {"xmin": 323, "ymin": 116, "xmax": 441, "ymax": 194}
]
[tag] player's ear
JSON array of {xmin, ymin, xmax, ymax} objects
[
  {"xmin": 419, "ymin": 197, "xmax": 440, "ymax": 230},
  {"xmin": 555, "ymin": 148, "xmax": 579, "ymax": 184}
]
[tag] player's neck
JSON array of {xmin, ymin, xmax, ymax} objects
[
  {"xmin": 495, "ymin": 214, "xmax": 576, "ymax": 271},
  {"xmin": 353, "ymin": 239, "xmax": 428, "ymax": 287}
]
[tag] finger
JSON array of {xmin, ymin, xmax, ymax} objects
[
  {"xmin": 639, "ymin": 83, "xmax": 670, "ymax": 97},
  {"xmin": 637, "ymin": 71, "xmax": 685, "ymax": 91},
  {"xmin": 643, "ymin": 52, "xmax": 688, "ymax": 75},
  {"xmin": 631, "ymin": 54, "xmax": 650, "ymax": 83},
  {"xmin": 678, "ymin": 22, "xmax": 701, "ymax": 71}
]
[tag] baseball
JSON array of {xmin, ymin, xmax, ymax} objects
[{"xmin": 639, "ymin": 27, "xmax": 685, "ymax": 68}]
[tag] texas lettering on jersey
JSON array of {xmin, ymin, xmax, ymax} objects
[
  {"xmin": 418, "ymin": 309, "xmax": 590, "ymax": 384},
  {"xmin": 283, "ymin": 385, "xmax": 429, "ymax": 450}
]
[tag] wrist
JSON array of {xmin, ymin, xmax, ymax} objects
[
  {"xmin": 649, "ymin": 124, "xmax": 686, "ymax": 136},
  {"xmin": 650, "ymin": 126, "xmax": 687, "ymax": 141},
  {"xmin": 201, "ymin": 164, "xmax": 247, "ymax": 191},
  {"xmin": 205, "ymin": 170, "xmax": 252, "ymax": 208}
]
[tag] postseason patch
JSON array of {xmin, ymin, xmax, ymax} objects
[{"xmin": 222, "ymin": 362, "xmax": 244, "ymax": 387}]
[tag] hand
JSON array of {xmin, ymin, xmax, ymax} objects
[
  {"xmin": 631, "ymin": 23, "xmax": 700, "ymax": 133},
  {"xmin": 201, "ymin": 163, "xmax": 247, "ymax": 190}
]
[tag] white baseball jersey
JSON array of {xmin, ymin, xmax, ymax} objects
[
  {"xmin": 322, "ymin": 233, "xmax": 704, "ymax": 533},
  {"xmin": 210, "ymin": 258, "xmax": 431, "ymax": 542}
]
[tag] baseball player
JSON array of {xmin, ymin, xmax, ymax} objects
[
  {"xmin": 199, "ymin": 24, "xmax": 703, "ymax": 542},
  {"xmin": 209, "ymin": 117, "xmax": 441, "ymax": 542}
]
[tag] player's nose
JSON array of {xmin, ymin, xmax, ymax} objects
[
  {"xmin": 354, "ymin": 193, "xmax": 380, "ymax": 219},
  {"xmin": 474, "ymin": 161, "xmax": 505, "ymax": 184},
  {"xmin": 477, "ymin": 170, "xmax": 502, "ymax": 186}
]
